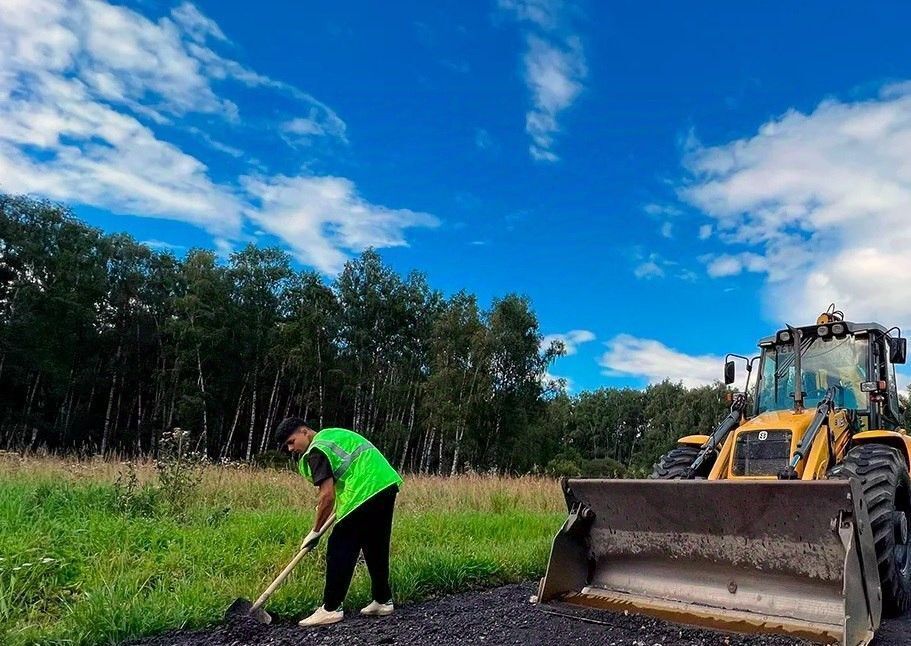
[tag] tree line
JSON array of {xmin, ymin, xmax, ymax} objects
[{"xmin": 0, "ymin": 195, "xmax": 731, "ymax": 474}]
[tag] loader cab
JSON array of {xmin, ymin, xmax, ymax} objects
[{"xmin": 753, "ymin": 321, "xmax": 905, "ymax": 431}]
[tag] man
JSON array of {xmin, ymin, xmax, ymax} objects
[{"xmin": 274, "ymin": 417, "xmax": 403, "ymax": 627}]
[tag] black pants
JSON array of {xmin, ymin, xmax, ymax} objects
[{"xmin": 323, "ymin": 486, "xmax": 397, "ymax": 611}]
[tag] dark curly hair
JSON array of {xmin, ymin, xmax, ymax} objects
[{"xmin": 274, "ymin": 417, "xmax": 313, "ymax": 447}]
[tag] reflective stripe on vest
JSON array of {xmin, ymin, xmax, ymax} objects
[
  {"xmin": 311, "ymin": 439, "xmax": 373, "ymax": 479},
  {"xmin": 336, "ymin": 443, "xmax": 372, "ymax": 479},
  {"xmin": 300, "ymin": 428, "xmax": 403, "ymax": 521},
  {"xmin": 313, "ymin": 439, "xmax": 348, "ymax": 462}
]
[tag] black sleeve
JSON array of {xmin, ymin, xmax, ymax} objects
[{"xmin": 307, "ymin": 448, "xmax": 334, "ymax": 486}]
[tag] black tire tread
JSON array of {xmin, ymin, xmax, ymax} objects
[
  {"xmin": 649, "ymin": 445, "xmax": 713, "ymax": 479},
  {"xmin": 833, "ymin": 443, "xmax": 911, "ymax": 616}
]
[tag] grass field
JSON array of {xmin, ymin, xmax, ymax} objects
[{"xmin": 0, "ymin": 453, "xmax": 564, "ymax": 646}]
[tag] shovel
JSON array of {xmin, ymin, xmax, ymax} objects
[{"xmin": 226, "ymin": 514, "xmax": 336, "ymax": 624}]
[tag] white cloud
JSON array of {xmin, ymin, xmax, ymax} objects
[
  {"xmin": 644, "ymin": 203, "xmax": 683, "ymax": 217},
  {"xmin": 0, "ymin": 0, "xmax": 251, "ymax": 233},
  {"xmin": 186, "ymin": 126, "xmax": 245, "ymax": 158},
  {"xmin": 660, "ymin": 221, "xmax": 673, "ymax": 238},
  {"xmin": 170, "ymin": 2, "xmax": 227, "ymax": 44},
  {"xmin": 284, "ymin": 118, "xmax": 330, "ymax": 136},
  {"xmin": 83, "ymin": 0, "xmax": 234, "ymax": 116},
  {"xmin": 633, "ymin": 251, "xmax": 701, "ymax": 282},
  {"xmin": 682, "ymin": 82, "xmax": 911, "ymax": 327},
  {"xmin": 141, "ymin": 239, "xmax": 186, "ymax": 251},
  {"xmin": 212, "ymin": 237, "xmax": 234, "ymax": 261},
  {"xmin": 634, "ymin": 260, "xmax": 665, "ymax": 279},
  {"xmin": 541, "ymin": 329, "xmax": 596, "ymax": 356},
  {"xmin": 599, "ymin": 334, "xmax": 724, "ymax": 388},
  {"xmin": 698, "ymin": 224, "xmax": 713, "ymax": 240},
  {"xmin": 704, "ymin": 252, "xmax": 768, "ymax": 278},
  {"xmin": 282, "ymin": 109, "xmax": 348, "ymax": 145},
  {"xmin": 500, "ymin": 0, "xmax": 586, "ymax": 162},
  {"xmin": 0, "ymin": 79, "xmax": 244, "ymax": 235},
  {"xmin": 523, "ymin": 35, "xmax": 586, "ymax": 161},
  {"xmin": 705, "ymin": 255, "xmax": 742, "ymax": 278},
  {"xmin": 242, "ymin": 175, "xmax": 439, "ymax": 274},
  {"xmin": 499, "ymin": 0, "xmax": 563, "ymax": 29},
  {"xmin": 0, "ymin": 0, "xmax": 431, "ymax": 274}
]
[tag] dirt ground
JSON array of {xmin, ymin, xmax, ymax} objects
[{"xmin": 122, "ymin": 582, "xmax": 911, "ymax": 646}]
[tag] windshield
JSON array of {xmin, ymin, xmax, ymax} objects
[{"xmin": 756, "ymin": 335, "xmax": 869, "ymax": 413}]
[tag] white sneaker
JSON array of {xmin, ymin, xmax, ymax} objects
[
  {"xmin": 298, "ymin": 606, "xmax": 344, "ymax": 627},
  {"xmin": 360, "ymin": 600, "xmax": 394, "ymax": 616}
]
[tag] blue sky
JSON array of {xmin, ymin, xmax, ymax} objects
[{"xmin": 4, "ymin": 1, "xmax": 911, "ymax": 392}]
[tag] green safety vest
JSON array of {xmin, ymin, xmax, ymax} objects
[{"xmin": 299, "ymin": 428, "xmax": 403, "ymax": 521}]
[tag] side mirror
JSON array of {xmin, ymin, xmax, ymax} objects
[
  {"xmin": 889, "ymin": 337, "xmax": 907, "ymax": 365},
  {"xmin": 724, "ymin": 360, "xmax": 736, "ymax": 385}
]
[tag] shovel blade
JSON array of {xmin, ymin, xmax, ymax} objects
[{"xmin": 226, "ymin": 598, "xmax": 272, "ymax": 624}]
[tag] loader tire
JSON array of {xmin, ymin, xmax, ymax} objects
[
  {"xmin": 832, "ymin": 444, "xmax": 911, "ymax": 616},
  {"xmin": 649, "ymin": 445, "xmax": 713, "ymax": 479}
]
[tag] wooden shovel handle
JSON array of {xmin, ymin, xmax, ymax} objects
[{"xmin": 251, "ymin": 513, "xmax": 336, "ymax": 611}]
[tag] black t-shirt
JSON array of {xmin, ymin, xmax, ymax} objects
[{"xmin": 307, "ymin": 447, "xmax": 334, "ymax": 486}]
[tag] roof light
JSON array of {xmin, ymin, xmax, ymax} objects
[
  {"xmin": 832, "ymin": 323, "xmax": 846, "ymax": 335},
  {"xmin": 817, "ymin": 326, "xmax": 830, "ymax": 337}
]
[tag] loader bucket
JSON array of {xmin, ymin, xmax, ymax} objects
[{"xmin": 539, "ymin": 479, "xmax": 882, "ymax": 646}]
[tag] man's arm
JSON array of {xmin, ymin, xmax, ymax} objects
[{"xmin": 314, "ymin": 477, "xmax": 335, "ymax": 532}]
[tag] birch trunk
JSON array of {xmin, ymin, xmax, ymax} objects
[
  {"xmin": 221, "ymin": 377, "xmax": 248, "ymax": 460},
  {"xmin": 245, "ymin": 374, "xmax": 258, "ymax": 462},
  {"xmin": 101, "ymin": 343, "xmax": 122, "ymax": 455},
  {"xmin": 259, "ymin": 361, "xmax": 284, "ymax": 454},
  {"xmin": 316, "ymin": 337, "xmax": 325, "ymax": 429},
  {"xmin": 196, "ymin": 348, "xmax": 208, "ymax": 450},
  {"xmin": 398, "ymin": 393, "xmax": 416, "ymax": 471}
]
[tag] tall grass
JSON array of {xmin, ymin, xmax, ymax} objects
[{"xmin": 0, "ymin": 454, "xmax": 564, "ymax": 645}]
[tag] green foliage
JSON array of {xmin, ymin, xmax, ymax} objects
[
  {"xmin": 0, "ymin": 195, "xmax": 560, "ymax": 475},
  {"xmin": 153, "ymin": 429, "xmax": 202, "ymax": 519},
  {"xmin": 545, "ymin": 450, "xmax": 633, "ymax": 478},
  {"xmin": 0, "ymin": 549, "xmax": 76, "ymax": 629},
  {"xmin": 112, "ymin": 429, "xmax": 202, "ymax": 520},
  {"xmin": 634, "ymin": 381, "xmax": 729, "ymax": 469},
  {"xmin": 252, "ymin": 449, "xmax": 295, "ymax": 470},
  {"xmin": 545, "ymin": 457, "xmax": 582, "ymax": 477},
  {"xmin": 0, "ymin": 468, "xmax": 561, "ymax": 646},
  {"xmin": 113, "ymin": 463, "xmax": 159, "ymax": 517},
  {"xmin": 0, "ymin": 194, "xmax": 735, "ymax": 476}
]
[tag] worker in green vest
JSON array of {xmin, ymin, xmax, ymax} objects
[{"xmin": 274, "ymin": 417, "xmax": 403, "ymax": 627}]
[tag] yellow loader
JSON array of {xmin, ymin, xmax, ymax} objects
[{"xmin": 538, "ymin": 308, "xmax": 911, "ymax": 645}]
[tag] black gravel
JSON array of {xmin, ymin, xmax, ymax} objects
[{"xmin": 122, "ymin": 582, "xmax": 911, "ymax": 646}]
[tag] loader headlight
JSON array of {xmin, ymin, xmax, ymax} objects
[
  {"xmin": 817, "ymin": 326, "xmax": 830, "ymax": 337},
  {"xmin": 832, "ymin": 323, "xmax": 846, "ymax": 336},
  {"xmin": 778, "ymin": 331, "xmax": 792, "ymax": 343}
]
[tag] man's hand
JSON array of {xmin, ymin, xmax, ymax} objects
[{"xmin": 300, "ymin": 529, "xmax": 322, "ymax": 550}]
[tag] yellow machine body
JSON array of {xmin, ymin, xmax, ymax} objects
[{"xmin": 539, "ymin": 309, "xmax": 911, "ymax": 645}]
